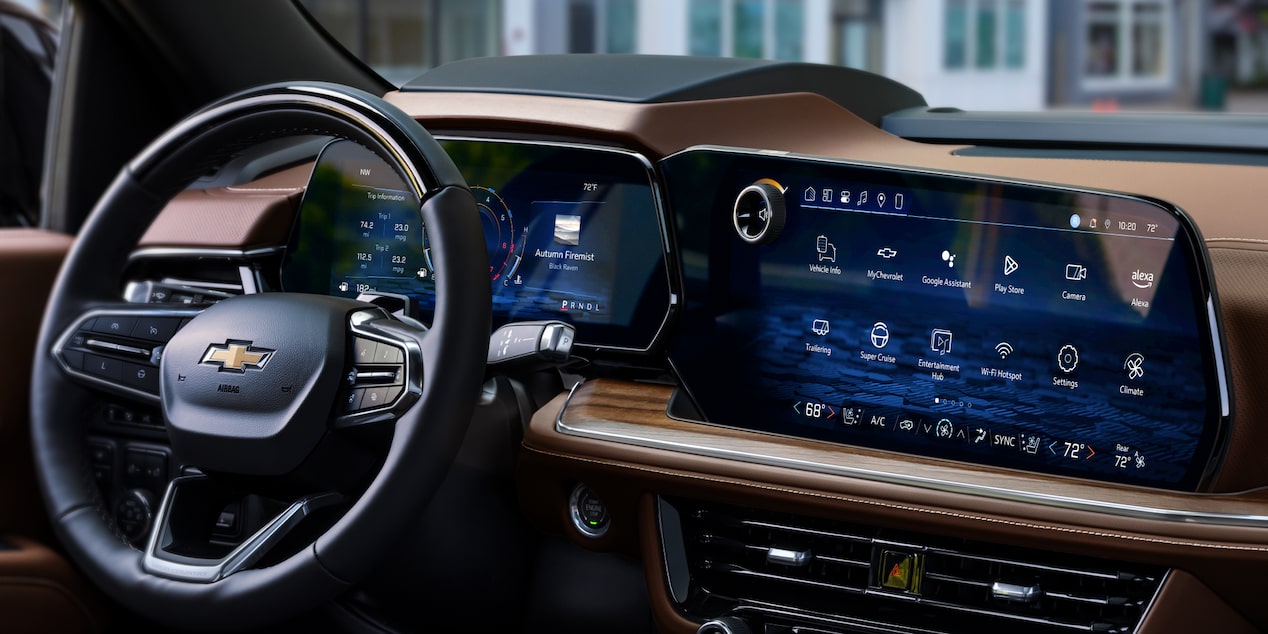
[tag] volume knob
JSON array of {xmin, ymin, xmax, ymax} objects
[{"xmin": 732, "ymin": 180, "xmax": 786, "ymax": 245}]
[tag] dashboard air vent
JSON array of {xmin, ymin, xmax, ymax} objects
[
  {"xmin": 124, "ymin": 249, "xmax": 279, "ymax": 305},
  {"xmin": 663, "ymin": 499, "xmax": 1165, "ymax": 634}
]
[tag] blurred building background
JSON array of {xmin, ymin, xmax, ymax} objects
[{"xmin": 15, "ymin": 0, "xmax": 1268, "ymax": 112}]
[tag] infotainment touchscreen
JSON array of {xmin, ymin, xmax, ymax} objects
[
  {"xmin": 281, "ymin": 138, "xmax": 672, "ymax": 351},
  {"xmin": 663, "ymin": 148, "xmax": 1229, "ymax": 491}
]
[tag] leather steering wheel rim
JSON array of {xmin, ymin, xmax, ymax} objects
[{"xmin": 30, "ymin": 82, "xmax": 490, "ymax": 629}]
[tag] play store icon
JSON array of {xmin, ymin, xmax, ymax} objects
[{"xmin": 1003, "ymin": 255, "xmax": 1019, "ymax": 276}]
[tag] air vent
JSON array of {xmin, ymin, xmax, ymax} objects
[
  {"xmin": 124, "ymin": 248, "xmax": 278, "ymax": 305},
  {"xmin": 663, "ymin": 499, "xmax": 1165, "ymax": 634},
  {"xmin": 125, "ymin": 278, "xmax": 240, "ymax": 305}
]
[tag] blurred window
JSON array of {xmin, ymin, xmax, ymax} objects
[
  {"xmin": 1083, "ymin": 0, "xmax": 1169, "ymax": 83},
  {"xmin": 1131, "ymin": 2, "xmax": 1164, "ymax": 77},
  {"xmin": 1004, "ymin": 0, "xmax": 1024, "ymax": 68},
  {"xmin": 975, "ymin": 2, "xmax": 997, "ymax": 68},
  {"xmin": 945, "ymin": 0, "xmax": 968, "ymax": 69},
  {"xmin": 774, "ymin": 0, "xmax": 803, "ymax": 61},
  {"xmin": 605, "ymin": 0, "xmax": 636, "ymax": 54},
  {"xmin": 301, "ymin": 0, "xmax": 1240, "ymax": 113},
  {"xmin": 300, "ymin": 0, "xmax": 499, "ymax": 85},
  {"xmin": 734, "ymin": 0, "xmax": 763, "ymax": 57},
  {"xmin": 688, "ymin": 0, "xmax": 804, "ymax": 60},
  {"xmin": 832, "ymin": 0, "xmax": 882, "ymax": 74},
  {"xmin": 569, "ymin": 0, "xmax": 637, "ymax": 53},
  {"xmin": 689, "ymin": 0, "xmax": 723, "ymax": 56},
  {"xmin": 945, "ymin": 0, "xmax": 1025, "ymax": 71},
  {"xmin": 569, "ymin": 0, "xmax": 597, "ymax": 52}
]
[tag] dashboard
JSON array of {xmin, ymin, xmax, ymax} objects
[
  {"xmin": 279, "ymin": 137, "xmax": 1228, "ymax": 493},
  {"xmin": 281, "ymin": 138, "xmax": 672, "ymax": 351},
  {"xmin": 105, "ymin": 58, "xmax": 1268, "ymax": 634}
]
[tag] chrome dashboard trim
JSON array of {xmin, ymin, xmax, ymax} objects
[
  {"xmin": 434, "ymin": 136, "xmax": 678, "ymax": 354},
  {"xmin": 554, "ymin": 385, "xmax": 1268, "ymax": 529},
  {"xmin": 1136, "ymin": 569, "xmax": 1171, "ymax": 633},
  {"xmin": 1209, "ymin": 298, "xmax": 1230, "ymax": 417},
  {"xmin": 128, "ymin": 246, "xmax": 285, "ymax": 263}
]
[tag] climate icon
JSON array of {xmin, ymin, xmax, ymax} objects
[
  {"xmin": 1124, "ymin": 352, "xmax": 1145, "ymax": 380},
  {"xmin": 994, "ymin": 341, "xmax": 1014, "ymax": 359}
]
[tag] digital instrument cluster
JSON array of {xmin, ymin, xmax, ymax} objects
[
  {"xmin": 281, "ymin": 138, "xmax": 672, "ymax": 351},
  {"xmin": 663, "ymin": 148, "xmax": 1230, "ymax": 491}
]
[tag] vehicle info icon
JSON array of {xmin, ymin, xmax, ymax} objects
[
  {"xmin": 815, "ymin": 235, "xmax": 837, "ymax": 263},
  {"xmin": 554, "ymin": 214, "xmax": 581, "ymax": 246}
]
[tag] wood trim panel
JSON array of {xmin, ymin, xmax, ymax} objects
[{"xmin": 542, "ymin": 380, "xmax": 1268, "ymax": 525}]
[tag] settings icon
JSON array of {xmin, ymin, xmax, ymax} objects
[{"xmin": 1057, "ymin": 344, "xmax": 1079, "ymax": 373}]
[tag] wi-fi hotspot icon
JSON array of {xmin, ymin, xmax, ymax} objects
[{"xmin": 995, "ymin": 341, "xmax": 1014, "ymax": 359}]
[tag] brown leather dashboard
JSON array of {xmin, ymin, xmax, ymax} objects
[{"xmin": 136, "ymin": 90, "xmax": 1268, "ymax": 630}]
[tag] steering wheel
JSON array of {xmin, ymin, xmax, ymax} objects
[{"xmin": 30, "ymin": 83, "xmax": 490, "ymax": 628}]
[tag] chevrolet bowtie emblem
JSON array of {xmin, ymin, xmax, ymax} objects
[{"xmin": 200, "ymin": 341, "xmax": 274, "ymax": 373}]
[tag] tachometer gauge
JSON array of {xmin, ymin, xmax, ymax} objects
[{"xmin": 471, "ymin": 186, "xmax": 526, "ymax": 283}]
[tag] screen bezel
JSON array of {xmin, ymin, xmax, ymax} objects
[
  {"xmin": 662, "ymin": 145, "xmax": 1231, "ymax": 492},
  {"xmin": 280, "ymin": 137, "xmax": 678, "ymax": 353}
]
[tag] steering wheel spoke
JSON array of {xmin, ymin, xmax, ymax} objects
[
  {"xmin": 334, "ymin": 311, "xmax": 427, "ymax": 428},
  {"xmin": 142, "ymin": 475, "xmax": 344, "ymax": 583},
  {"xmin": 55, "ymin": 305, "xmax": 201, "ymax": 402}
]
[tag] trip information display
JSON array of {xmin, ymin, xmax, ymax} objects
[
  {"xmin": 282, "ymin": 139, "xmax": 671, "ymax": 350},
  {"xmin": 663, "ymin": 149, "xmax": 1229, "ymax": 491}
]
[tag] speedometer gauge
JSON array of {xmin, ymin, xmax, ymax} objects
[{"xmin": 471, "ymin": 186, "xmax": 526, "ymax": 283}]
